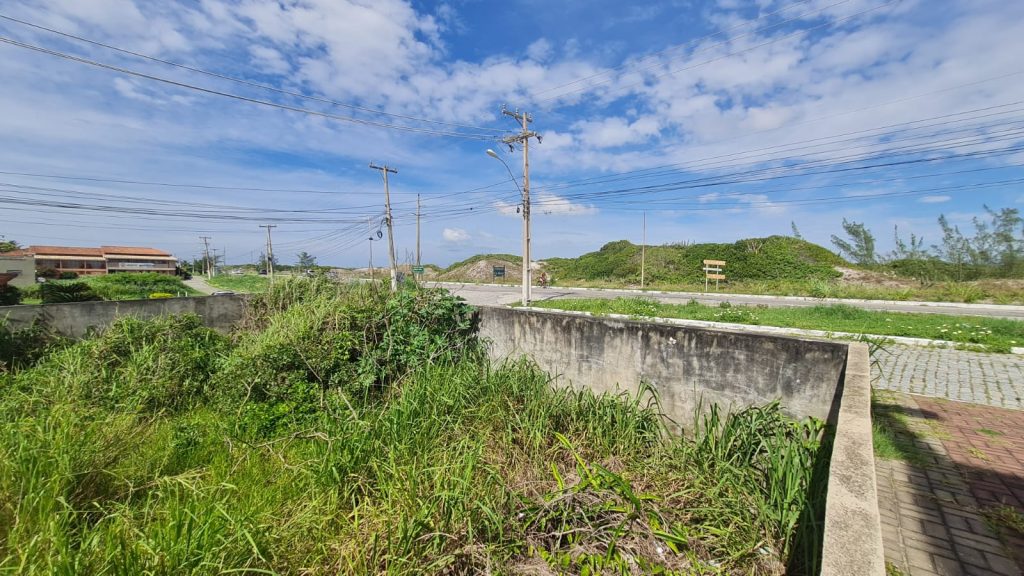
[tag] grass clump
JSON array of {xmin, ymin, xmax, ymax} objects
[
  {"xmin": 58, "ymin": 272, "xmax": 198, "ymax": 301},
  {"xmin": 529, "ymin": 297, "xmax": 1024, "ymax": 352},
  {"xmin": 0, "ymin": 278, "xmax": 831, "ymax": 575}
]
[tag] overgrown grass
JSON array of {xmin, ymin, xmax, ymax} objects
[
  {"xmin": 207, "ymin": 274, "xmax": 271, "ymax": 293},
  {"xmin": 0, "ymin": 279, "xmax": 830, "ymax": 574},
  {"xmin": 528, "ymin": 297, "xmax": 1024, "ymax": 352}
]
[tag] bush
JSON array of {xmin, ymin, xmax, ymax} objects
[
  {"xmin": 15, "ymin": 314, "xmax": 229, "ymax": 411},
  {"xmin": 0, "ymin": 285, "xmax": 20, "ymax": 306},
  {"xmin": 149, "ymin": 292, "xmax": 174, "ymax": 299},
  {"xmin": 39, "ymin": 281, "xmax": 100, "ymax": 303},
  {"xmin": 217, "ymin": 281, "xmax": 478, "ymax": 435},
  {"xmin": 86, "ymin": 273, "xmax": 190, "ymax": 300},
  {"xmin": 0, "ymin": 319, "xmax": 62, "ymax": 372},
  {"xmin": 58, "ymin": 271, "xmax": 79, "ymax": 280}
]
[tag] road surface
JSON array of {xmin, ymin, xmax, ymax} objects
[
  {"xmin": 431, "ymin": 282, "xmax": 1024, "ymax": 319},
  {"xmin": 184, "ymin": 277, "xmax": 216, "ymax": 295}
]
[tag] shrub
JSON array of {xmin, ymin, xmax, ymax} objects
[
  {"xmin": 86, "ymin": 273, "xmax": 190, "ymax": 300},
  {"xmin": 0, "ymin": 319, "xmax": 62, "ymax": 373},
  {"xmin": 58, "ymin": 271, "xmax": 79, "ymax": 280},
  {"xmin": 217, "ymin": 281, "xmax": 478, "ymax": 435},
  {"xmin": 16, "ymin": 314, "xmax": 229, "ymax": 411},
  {"xmin": 0, "ymin": 285, "xmax": 20, "ymax": 306},
  {"xmin": 39, "ymin": 281, "xmax": 100, "ymax": 303},
  {"xmin": 149, "ymin": 292, "xmax": 174, "ymax": 299}
]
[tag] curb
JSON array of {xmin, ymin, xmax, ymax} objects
[
  {"xmin": 432, "ymin": 281, "xmax": 1024, "ymax": 315},
  {"xmin": 515, "ymin": 306, "xmax": 1024, "ymax": 355}
]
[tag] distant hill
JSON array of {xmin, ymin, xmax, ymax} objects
[
  {"xmin": 440, "ymin": 253, "xmax": 525, "ymax": 282},
  {"xmin": 543, "ymin": 236, "xmax": 846, "ymax": 284}
]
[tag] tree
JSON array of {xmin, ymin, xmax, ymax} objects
[
  {"xmin": 296, "ymin": 251, "xmax": 317, "ymax": 268},
  {"xmin": 932, "ymin": 214, "xmax": 970, "ymax": 281},
  {"xmin": 891, "ymin": 225, "xmax": 926, "ymax": 260},
  {"xmin": 790, "ymin": 221, "xmax": 803, "ymax": 240},
  {"xmin": 0, "ymin": 238, "xmax": 20, "ymax": 253},
  {"xmin": 830, "ymin": 219, "xmax": 877, "ymax": 265}
]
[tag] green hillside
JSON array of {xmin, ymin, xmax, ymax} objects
[
  {"xmin": 544, "ymin": 236, "xmax": 845, "ymax": 284},
  {"xmin": 443, "ymin": 253, "xmax": 522, "ymax": 273}
]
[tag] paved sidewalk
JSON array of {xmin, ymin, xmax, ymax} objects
[
  {"xmin": 873, "ymin": 392, "xmax": 1024, "ymax": 575},
  {"xmin": 874, "ymin": 345, "xmax": 1024, "ymax": 409},
  {"xmin": 184, "ymin": 276, "xmax": 216, "ymax": 295}
]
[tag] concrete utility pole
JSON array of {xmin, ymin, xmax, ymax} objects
[
  {"xmin": 416, "ymin": 193, "xmax": 421, "ymax": 270},
  {"xmin": 199, "ymin": 236, "xmax": 212, "ymax": 280},
  {"xmin": 641, "ymin": 211, "xmax": 646, "ymax": 289},
  {"xmin": 259, "ymin": 224, "xmax": 277, "ymax": 282},
  {"xmin": 369, "ymin": 163, "xmax": 399, "ymax": 292},
  {"xmin": 501, "ymin": 106, "xmax": 540, "ymax": 306}
]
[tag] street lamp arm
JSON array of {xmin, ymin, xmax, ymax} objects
[{"xmin": 486, "ymin": 149, "xmax": 523, "ymax": 197}]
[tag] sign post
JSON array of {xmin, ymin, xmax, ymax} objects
[
  {"xmin": 703, "ymin": 260, "xmax": 726, "ymax": 292},
  {"xmin": 493, "ymin": 266, "xmax": 506, "ymax": 282},
  {"xmin": 412, "ymin": 266, "xmax": 424, "ymax": 275}
]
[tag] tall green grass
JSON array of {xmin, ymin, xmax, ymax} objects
[{"xmin": 0, "ymin": 279, "xmax": 830, "ymax": 574}]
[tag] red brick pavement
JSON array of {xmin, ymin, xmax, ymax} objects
[{"xmin": 912, "ymin": 395, "xmax": 1024, "ymax": 571}]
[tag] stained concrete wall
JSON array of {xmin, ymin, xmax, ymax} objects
[
  {"xmin": 0, "ymin": 295, "xmax": 247, "ymax": 337},
  {"xmin": 477, "ymin": 305, "xmax": 849, "ymax": 423}
]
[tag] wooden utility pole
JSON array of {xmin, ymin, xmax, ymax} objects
[
  {"xmin": 501, "ymin": 107, "xmax": 540, "ymax": 306},
  {"xmin": 369, "ymin": 163, "xmax": 399, "ymax": 291},
  {"xmin": 641, "ymin": 211, "xmax": 646, "ymax": 289},
  {"xmin": 199, "ymin": 236, "xmax": 212, "ymax": 280},
  {"xmin": 259, "ymin": 225, "xmax": 277, "ymax": 282}
]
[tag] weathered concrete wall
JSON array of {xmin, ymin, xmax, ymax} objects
[
  {"xmin": 477, "ymin": 306, "xmax": 849, "ymax": 422},
  {"xmin": 0, "ymin": 295, "xmax": 247, "ymax": 337},
  {"xmin": 822, "ymin": 342, "xmax": 885, "ymax": 576}
]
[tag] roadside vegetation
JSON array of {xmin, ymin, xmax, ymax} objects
[
  {"xmin": 207, "ymin": 273, "xmax": 271, "ymax": 293},
  {"xmin": 526, "ymin": 297, "xmax": 1024, "ymax": 353},
  {"xmin": 0, "ymin": 279, "xmax": 831, "ymax": 574},
  {"xmin": 12, "ymin": 273, "xmax": 197, "ymax": 304}
]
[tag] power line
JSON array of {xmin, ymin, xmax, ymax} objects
[
  {"xmin": 0, "ymin": 13, "xmax": 511, "ymax": 136},
  {"xmin": 0, "ymin": 35, "xmax": 501, "ymax": 141}
]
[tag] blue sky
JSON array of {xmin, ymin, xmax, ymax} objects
[{"xmin": 0, "ymin": 0, "xmax": 1022, "ymax": 266}]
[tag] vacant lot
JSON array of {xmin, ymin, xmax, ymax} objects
[{"xmin": 0, "ymin": 280, "xmax": 830, "ymax": 574}]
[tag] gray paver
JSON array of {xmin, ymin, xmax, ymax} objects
[{"xmin": 873, "ymin": 345, "xmax": 1024, "ymax": 409}]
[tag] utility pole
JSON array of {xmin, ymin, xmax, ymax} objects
[
  {"xmin": 369, "ymin": 163, "xmax": 399, "ymax": 292},
  {"xmin": 501, "ymin": 106, "xmax": 540, "ymax": 306},
  {"xmin": 641, "ymin": 211, "xmax": 646, "ymax": 289},
  {"xmin": 259, "ymin": 225, "xmax": 277, "ymax": 282},
  {"xmin": 199, "ymin": 236, "xmax": 212, "ymax": 280},
  {"xmin": 416, "ymin": 193, "xmax": 421, "ymax": 270}
]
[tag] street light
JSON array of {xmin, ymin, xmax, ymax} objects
[{"xmin": 486, "ymin": 148, "xmax": 530, "ymax": 305}]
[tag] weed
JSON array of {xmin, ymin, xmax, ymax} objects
[
  {"xmin": 977, "ymin": 428, "xmax": 1004, "ymax": 437},
  {"xmin": 982, "ymin": 504, "xmax": 1024, "ymax": 535}
]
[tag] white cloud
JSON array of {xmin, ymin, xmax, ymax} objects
[
  {"xmin": 442, "ymin": 227, "xmax": 470, "ymax": 242},
  {"xmin": 919, "ymin": 195, "xmax": 952, "ymax": 204}
]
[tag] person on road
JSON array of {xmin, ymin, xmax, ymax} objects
[{"xmin": 538, "ymin": 272, "xmax": 548, "ymax": 288}]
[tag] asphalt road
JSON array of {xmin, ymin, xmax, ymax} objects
[{"xmin": 431, "ymin": 282, "xmax": 1024, "ymax": 320}]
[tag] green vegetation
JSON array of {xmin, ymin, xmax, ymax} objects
[
  {"xmin": 207, "ymin": 274, "xmax": 271, "ymax": 293},
  {"xmin": 870, "ymin": 391, "xmax": 933, "ymax": 467},
  {"xmin": 40, "ymin": 273, "xmax": 198, "ymax": 302},
  {"xmin": 545, "ymin": 236, "xmax": 844, "ymax": 285},
  {"xmin": 443, "ymin": 252, "xmax": 522, "ymax": 272},
  {"xmin": 0, "ymin": 279, "xmax": 831, "ymax": 574},
  {"xmin": 527, "ymin": 297, "xmax": 1024, "ymax": 352}
]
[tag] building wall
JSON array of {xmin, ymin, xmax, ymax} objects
[{"xmin": 0, "ymin": 255, "xmax": 36, "ymax": 288}]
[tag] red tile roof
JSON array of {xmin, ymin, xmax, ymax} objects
[
  {"xmin": 21, "ymin": 245, "xmax": 103, "ymax": 257},
  {"xmin": 100, "ymin": 246, "xmax": 172, "ymax": 257}
]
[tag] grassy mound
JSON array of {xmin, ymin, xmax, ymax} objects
[
  {"xmin": 545, "ymin": 236, "xmax": 844, "ymax": 284},
  {"xmin": 0, "ymin": 279, "xmax": 829, "ymax": 574}
]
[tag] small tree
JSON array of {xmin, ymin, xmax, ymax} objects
[
  {"xmin": 790, "ymin": 221, "xmax": 803, "ymax": 240},
  {"xmin": 0, "ymin": 239, "xmax": 19, "ymax": 253},
  {"xmin": 891, "ymin": 225, "xmax": 926, "ymax": 260},
  {"xmin": 830, "ymin": 219, "xmax": 877, "ymax": 265},
  {"xmin": 932, "ymin": 214, "xmax": 970, "ymax": 281},
  {"xmin": 297, "ymin": 251, "xmax": 317, "ymax": 268}
]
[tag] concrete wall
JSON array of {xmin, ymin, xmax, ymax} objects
[
  {"xmin": 0, "ymin": 256, "xmax": 36, "ymax": 289},
  {"xmin": 0, "ymin": 294, "xmax": 247, "ymax": 337},
  {"xmin": 477, "ymin": 305, "xmax": 849, "ymax": 423}
]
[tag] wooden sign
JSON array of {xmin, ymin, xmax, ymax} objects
[{"xmin": 702, "ymin": 259, "xmax": 726, "ymax": 291}]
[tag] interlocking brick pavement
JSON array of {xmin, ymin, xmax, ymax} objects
[
  {"xmin": 873, "ymin": 345, "xmax": 1024, "ymax": 409},
  {"xmin": 874, "ymin": 392, "xmax": 1023, "ymax": 575}
]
